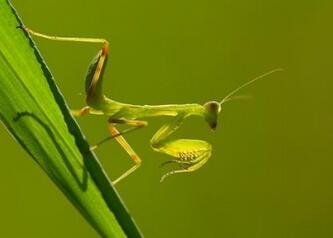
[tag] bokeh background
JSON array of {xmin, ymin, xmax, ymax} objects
[{"xmin": 1, "ymin": 0, "xmax": 333, "ymax": 237}]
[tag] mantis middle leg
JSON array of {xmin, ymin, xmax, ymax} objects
[
  {"xmin": 107, "ymin": 120, "xmax": 143, "ymax": 185},
  {"xmin": 85, "ymin": 118, "xmax": 147, "ymax": 185},
  {"xmin": 150, "ymin": 113, "xmax": 212, "ymax": 182},
  {"xmin": 90, "ymin": 118, "xmax": 148, "ymax": 150}
]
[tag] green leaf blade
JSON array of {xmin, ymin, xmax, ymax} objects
[{"xmin": 0, "ymin": 1, "xmax": 142, "ymax": 237}]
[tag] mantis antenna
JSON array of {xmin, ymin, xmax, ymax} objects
[{"xmin": 219, "ymin": 68, "xmax": 284, "ymax": 106}]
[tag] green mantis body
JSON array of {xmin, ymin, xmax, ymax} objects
[{"xmin": 22, "ymin": 27, "xmax": 282, "ymax": 185}]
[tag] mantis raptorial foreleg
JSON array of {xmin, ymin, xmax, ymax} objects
[
  {"xmin": 150, "ymin": 113, "xmax": 212, "ymax": 182},
  {"xmin": 159, "ymin": 152, "xmax": 210, "ymax": 182}
]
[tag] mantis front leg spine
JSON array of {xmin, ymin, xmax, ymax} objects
[{"xmin": 150, "ymin": 113, "xmax": 212, "ymax": 182}]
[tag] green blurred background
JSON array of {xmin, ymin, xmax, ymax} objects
[{"xmin": 1, "ymin": 0, "xmax": 332, "ymax": 237}]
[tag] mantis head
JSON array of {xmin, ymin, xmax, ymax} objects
[
  {"xmin": 204, "ymin": 68, "xmax": 283, "ymax": 131},
  {"xmin": 204, "ymin": 101, "xmax": 221, "ymax": 130}
]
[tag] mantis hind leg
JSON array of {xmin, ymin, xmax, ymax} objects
[
  {"xmin": 20, "ymin": 26, "xmax": 109, "ymax": 105},
  {"xmin": 71, "ymin": 106, "xmax": 91, "ymax": 117},
  {"xmin": 150, "ymin": 114, "xmax": 212, "ymax": 182}
]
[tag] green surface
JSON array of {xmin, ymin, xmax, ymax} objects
[
  {"xmin": 1, "ymin": 0, "xmax": 333, "ymax": 237},
  {"xmin": 0, "ymin": 1, "xmax": 141, "ymax": 237}
]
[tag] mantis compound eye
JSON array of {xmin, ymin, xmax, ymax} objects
[{"xmin": 203, "ymin": 101, "xmax": 221, "ymax": 130}]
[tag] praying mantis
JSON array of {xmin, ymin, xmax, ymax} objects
[{"xmin": 21, "ymin": 26, "xmax": 282, "ymax": 185}]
